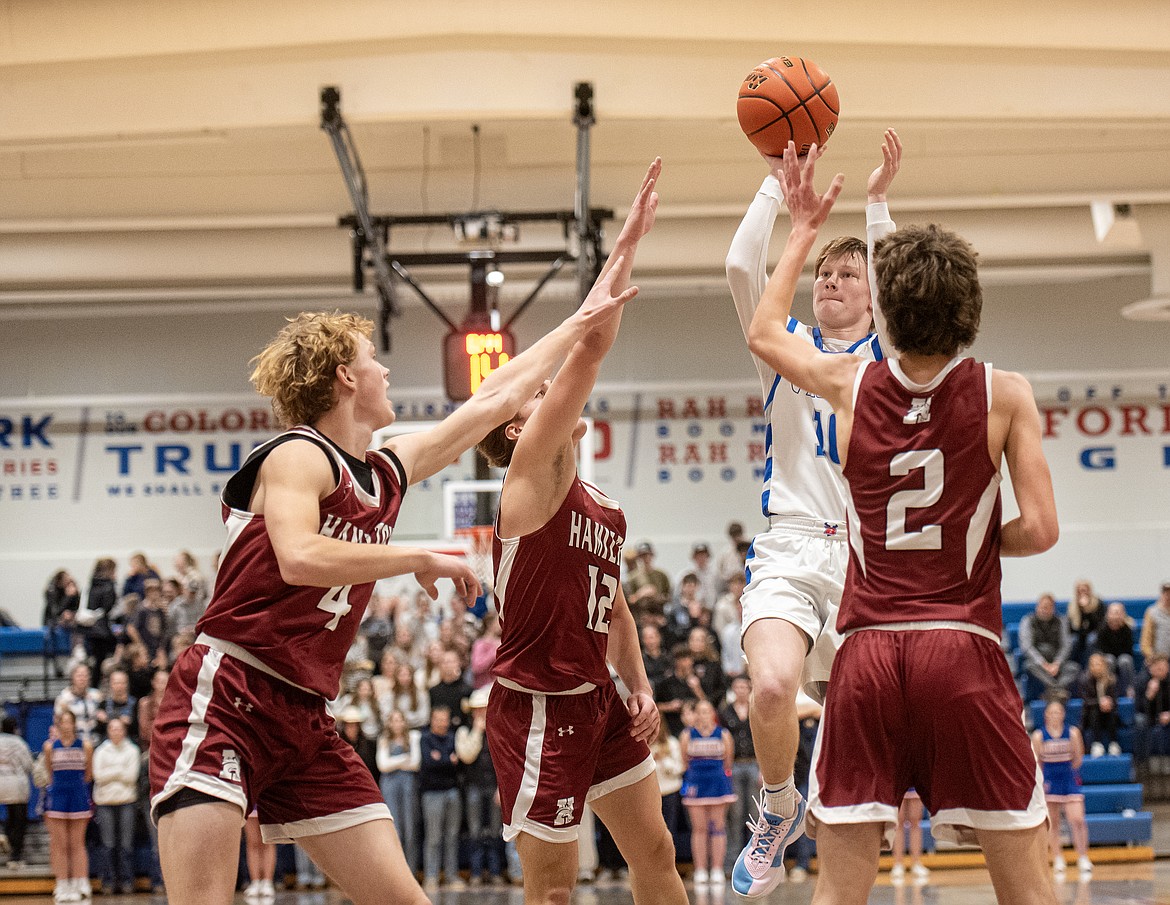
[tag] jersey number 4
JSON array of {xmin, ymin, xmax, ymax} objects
[
  {"xmin": 885, "ymin": 449, "xmax": 944, "ymax": 550},
  {"xmin": 585, "ymin": 565, "xmax": 616, "ymax": 634},
  {"xmin": 317, "ymin": 585, "xmax": 353, "ymax": 631}
]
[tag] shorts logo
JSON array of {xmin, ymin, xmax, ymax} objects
[
  {"xmin": 557, "ymin": 726, "xmax": 574, "ymax": 737},
  {"xmin": 553, "ymin": 796, "xmax": 575, "ymax": 826},
  {"xmin": 219, "ymin": 749, "xmax": 242, "ymax": 783},
  {"xmin": 904, "ymin": 397, "xmax": 932, "ymax": 424},
  {"xmin": 823, "ymin": 523, "xmax": 838, "ymax": 537}
]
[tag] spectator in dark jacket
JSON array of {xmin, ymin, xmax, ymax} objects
[
  {"xmin": 1093, "ymin": 602, "xmax": 1136, "ymax": 696},
  {"xmin": 83, "ymin": 558, "xmax": 119, "ymax": 669},
  {"xmin": 1136, "ymin": 654, "xmax": 1170, "ymax": 770},
  {"xmin": 419, "ymin": 707, "xmax": 462, "ymax": 891}
]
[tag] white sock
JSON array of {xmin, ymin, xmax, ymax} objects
[{"xmin": 764, "ymin": 777, "xmax": 798, "ymax": 818}]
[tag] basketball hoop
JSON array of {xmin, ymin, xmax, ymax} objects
[{"xmin": 454, "ymin": 524, "xmax": 495, "ymax": 593}]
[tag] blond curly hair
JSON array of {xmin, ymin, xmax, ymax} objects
[{"xmin": 250, "ymin": 311, "xmax": 373, "ymax": 428}]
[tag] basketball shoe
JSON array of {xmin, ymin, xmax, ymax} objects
[{"xmin": 732, "ymin": 789, "xmax": 805, "ymax": 897}]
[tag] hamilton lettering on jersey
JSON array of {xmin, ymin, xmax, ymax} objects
[
  {"xmin": 567, "ymin": 511, "xmax": 623, "ymax": 566},
  {"xmin": 320, "ymin": 514, "xmax": 393, "ymax": 545}
]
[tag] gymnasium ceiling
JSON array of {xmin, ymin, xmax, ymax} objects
[{"xmin": 2, "ymin": 0, "xmax": 1170, "ymax": 325}]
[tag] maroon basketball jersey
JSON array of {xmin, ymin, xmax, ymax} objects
[
  {"xmin": 197, "ymin": 426, "xmax": 406, "ymax": 698},
  {"xmin": 491, "ymin": 477, "xmax": 627, "ymax": 694},
  {"xmin": 839, "ymin": 357, "xmax": 1004, "ymax": 636}
]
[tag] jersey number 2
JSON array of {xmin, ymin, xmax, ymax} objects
[
  {"xmin": 885, "ymin": 449, "xmax": 944, "ymax": 550},
  {"xmin": 317, "ymin": 585, "xmax": 353, "ymax": 631},
  {"xmin": 585, "ymin": 565, "xmax": 616, "ymax": 634}
]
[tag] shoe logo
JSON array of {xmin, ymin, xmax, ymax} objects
[
  {"xmin": 903, "ymin": 397, "xmax": 932, "ymax": 424},
  {"xmin": 557, "ymin": 726, "xmax": 574, "ymax": 736},
  {"xmin": 219, "ymin": 749, "xmax": 242, "ymax": 783},
  {"xmin": 553, "ymin": 796, "xmax": 575, "ymax": 826},
  {"xmin": 233, "ymin": 696, "xmax": 254, "ymax": 712}
]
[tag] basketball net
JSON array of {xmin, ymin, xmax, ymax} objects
[{"xmin": 454, "ymin": 524, "xmax": 495, "ymax": 599}]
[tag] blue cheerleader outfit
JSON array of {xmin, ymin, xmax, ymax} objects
[
  {"xmin": 44, "ymin": 737, "xmax": 91, "ymax": 819},
  {"xmin": 680, "ymin": 725, "xmax": 736, "ymax": 805},
  {"xmin": 1039, "ymin": 724, "xmax": 1082, "ymax": 801}
]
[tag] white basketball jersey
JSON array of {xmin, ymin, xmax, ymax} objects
[{"xmin": 725, "ymin": 175, "xmax": 893, "ymax": 524}]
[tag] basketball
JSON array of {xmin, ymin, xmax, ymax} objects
[{"xmin": 737, "ymin": 56, "xmax": 840, "ymax": 157}]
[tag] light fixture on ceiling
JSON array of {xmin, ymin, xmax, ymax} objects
[{"xmin": 1090, "ymin": 201, "xmax": 1143, "ymax": 247}]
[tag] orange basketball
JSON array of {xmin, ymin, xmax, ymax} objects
[{"xmin": 737, "ymin": 56, "xmax": 840, "ymax": 157}]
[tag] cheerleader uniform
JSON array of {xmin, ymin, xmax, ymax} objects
[
  {"xmin": 45, "ymin": 737, "xmax": 91, "ymax": 819},
  {"xmin": 1039, "ymin": 724, "xmax": 1082, "ymax": 802},
  {"xmin": 680, "ymin": 726, "xmax": 736, "ymax": 806}
]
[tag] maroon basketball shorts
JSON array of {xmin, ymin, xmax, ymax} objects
[
  {"xmin": 150, "ymin": 643, "xmax": 389, "ymax": 842},
  {"xmin": 809, "ymin": 627, "xmax": 1046, "ymax": 846},
  {"xmin": 488, "ymin": 680, "xmax": 654, "ymax": 843}
]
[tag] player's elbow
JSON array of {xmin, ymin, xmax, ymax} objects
[
  {"xmin": 274, "ymin": 546, "xmax": 320, "ymax": 587},
  {"xmin": 1034, "ymin": 519, "xmax": 1059, "ymax": 554},
  {"xmin": 746, "ymin": 321, "xmax": 775, "ymax": 362}
]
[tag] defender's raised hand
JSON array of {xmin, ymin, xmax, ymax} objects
[
  {"xmin": 867, "ymin": 128, "xmax": 902, "ymax": 202},
  {"xmin": 778, "ymin": 141, "xmax": 844, "ymax": 234}
]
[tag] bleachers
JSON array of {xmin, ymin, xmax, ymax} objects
[{"xmin": 1004, "ymin": 595, "xmax": 1157, "ymax": 852}]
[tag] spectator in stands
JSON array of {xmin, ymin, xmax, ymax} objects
[
  {"xmin": 242, "ymin": 811, "xmax": 276, "ymax": 902},
  {"xmin": 1093, "ymin": 602, "xmax": 1137, "ymax": 697},
  {"xmin": 43, "ymin": 708, "xmax": 93, "ymax": 903},
  {"xmin": 172, "ymin": 550, "xmax": 209, "ymax": 613},
  {"xmin": 469, "ymin": 612, "xmax": 501, "ymax": 690},
  {"xmin": 135, "ymin": 667, "xmax": 168, "ymax": 892},
  {"xmin": 165, "ymin": 579, "xmax": 203, "ymax": 643},
  {"xmin": 625, "ymin": 541, "xmax": 672, "ymax": 618},
  {"xmin": 382, "ymin": 661, "xmax": 429, "ymax": 730},
  {"xmin": 387, "ymin": 622, "xmax": 420, "ymax": 667},
  {"xmin": 655, "ymin": 645, "xmax": 702, "ymax": 736},
  {"xmin": 0, "ymin": 716, "xmax": 34, "ymax": 869},
  {"xmin": 679, "ymin": 542, "xmax": 719, "ymax": 610},
  {"xmin": 55, "ymin": 663, "xmax": 102, "ymax": 742},
  {"xmin": 1079, "ymin": 652, "xmax": 1122, "ymax": 756},
  {"xmin": 1032, "ymin": 699, "xmax": 1092, "ymax": 879},
  {"xmin": 712, "ymin": 571, "xmax": 746, "ymax": 638},
  {"xmin": 336, "ymin": 676, "xmax": 381, "ymax": 741},
  {"xmin": 371, "ymin": 647, "xmax": 400, "ymax": 700},
  {"xmin": 457, "ymin": 686, "xmax": 503, "ymax": 886},
  {"xmin": 665, "ymin": 573, "xmax": 706, "ymax": 644},
  {"xmin": 687, "ymin": 626, "xmax": 727, "ymax": 704},
  {"xmin": 419, "ymin": 705, "xmax": 463, "ymax": 891},
  {"xmin": 650, "ymin": 716, "xmax": 685, "ymax": 849},
  {"xmin": 890, "ymin": 790, "xmax": 929, "ymax": 884},
  {"xmin": 429, "ymin": 650, "xmax": 471, "ymax": 731},
  {"xmin": 719, "ymin": 675, "xmax": 756, "ymax": 872},
  {"xmin": 135, "ymin": 668, "xmax": 168, "ymax": 750},
  {"xmin": 1140, "ymin": 582, "xmax": 1170, "ymax": 663},
  {"xmin": 44, "ymin": 569, "xmax": 81, "ymax": 631},
  {"xmin": 92, "ymin": 716, "xmax": 139, "ymax": 894},
  {"xmin": 1068, "ymin": 579, "xmax": 1105, "ymax": 667},
  {"xmin": 1136, "ymin": 654, "xmax": 1170, "ymax": 773},
  {"xmin": 376, "ymin": 709, "xmax": 420, "ymax": 872},
  {"xmin": 418, "ymin": 640, "xmax": 446, "ymax": 690},
  {"xmin": 1019, "ymin": 593, "xmax": 1080, "ymax": 698},
  {"xmin": 787, "ymin": 690, "xmax": 821, "ymax": 885},
  {"xmin": 718, "ymin": 590, "xmax": 745, "ymax": 679},
  {"xmin": 94, "ymin": 669, "xmax": 137, "ymax": 742},
  {"xmin": 337, "ymin": 706, "xmax": 379, "ymax": 781},
  {"xmin": 134, "ymin": 581, "xmax": 169, "ymax": 668},
  {"xmin": 83, "ymin": 557, "xmax": 119, "ymax": 672},
  {"xmin": 641, "ymin": 623, "xmax": 671, "ymax": 689},
  {"xmin": 121, "ymin": 553, "xmax": 160, "ymax": 601},
  {"xmin": 360, "ymin": 594, "xmax": 395, "ymax": 671},
  {"xmin": 716, "ymin": 521, "xmax": 747, "ymax": 593}
]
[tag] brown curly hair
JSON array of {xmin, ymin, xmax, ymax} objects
[
  {"xmin": 873, "ymin": 224, "xmax": 981, "ymax": 357},
  {"xmin": 250, "ymin": 311, "xmax": 373, "ymax": 428}
]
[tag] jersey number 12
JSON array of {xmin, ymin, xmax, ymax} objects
[{"xmin": 585, "ymin": 565, "xmax": 616, "ymax": 634}]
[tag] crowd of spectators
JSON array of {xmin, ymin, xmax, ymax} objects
[{"xmin": 11, "ymin": 534, "xmax": 1170, "ymax": 891}]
